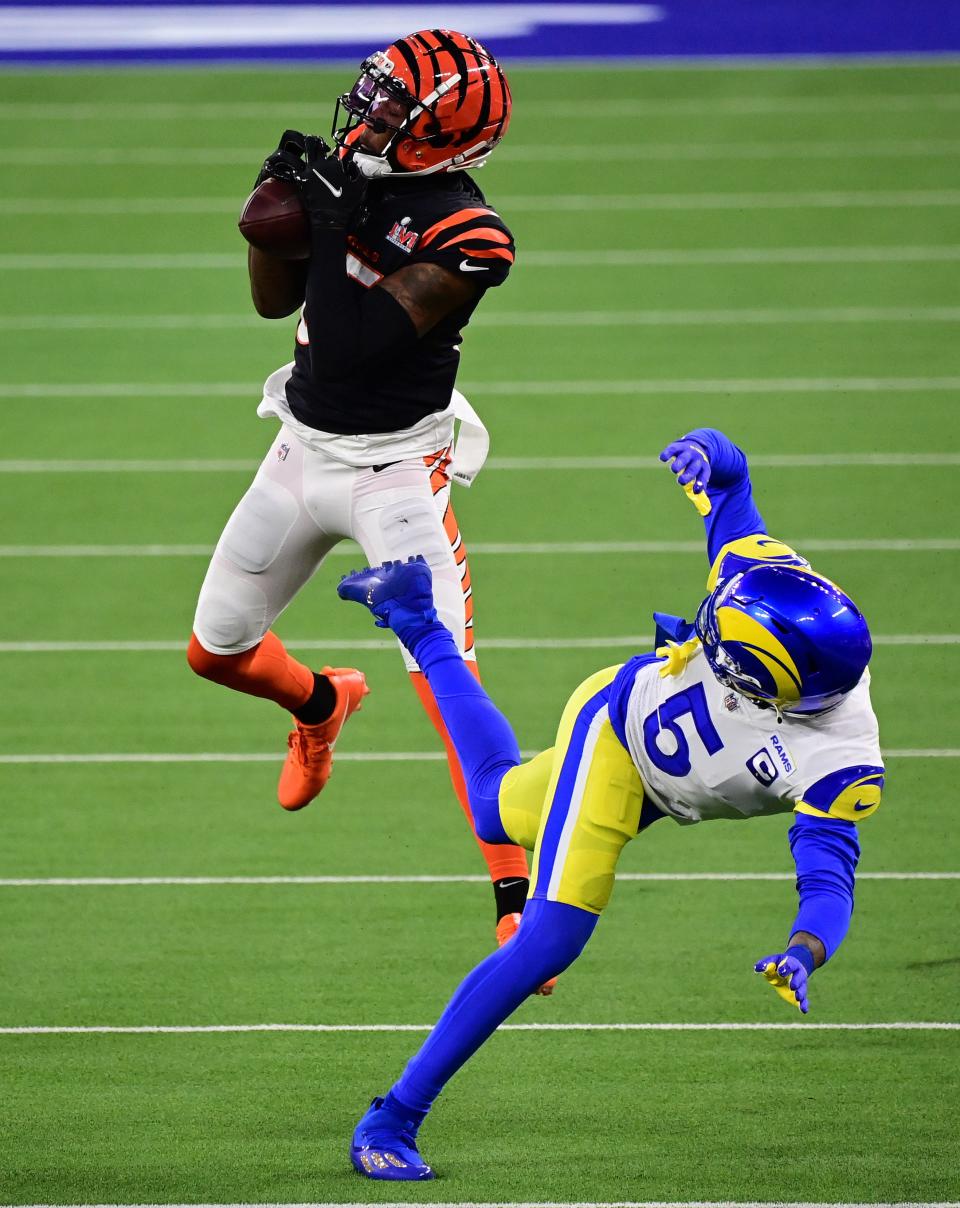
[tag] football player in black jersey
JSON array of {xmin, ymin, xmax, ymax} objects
[{"xmin": 187, "ymin": 29, "xmax": 544, "ymax": 969}]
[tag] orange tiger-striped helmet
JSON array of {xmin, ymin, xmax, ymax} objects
[{"xmin": 332, "ymin": 29, "xmax": 511, "ymax": 177}]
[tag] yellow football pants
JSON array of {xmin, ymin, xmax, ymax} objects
[{"xmin": 497, "ymin": 665, "xmax": 647, "ymax": 914}]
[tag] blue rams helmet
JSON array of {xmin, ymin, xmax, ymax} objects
[{"xmin": 694, "ymin": 564, "xmax": 872, "ymax": 715}]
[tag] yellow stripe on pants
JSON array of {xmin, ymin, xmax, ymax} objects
[{"xmin": 498, "ymin": 665, "xmax": 646, "ymax": 914}]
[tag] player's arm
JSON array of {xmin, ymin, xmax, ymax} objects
[
  {"xmin": 248, "ymin": 246, "xmax": 308, "ymax": 319},
  {"xmin": 660, "ymin": 427, "xmax": 810, "ymax": 591},
  {"xmin": 378, "ymin": 262, "xmax": 478, "ymax": 335},
  {"xmin": 245, "ymin": 134, "xmax": 312, "ymax": 318},
  {"xmin": 304, "ymin": 237, "xmax": 479, "ymax": 380},
  {"xmin": 246, "ymin": 223, "xmax": 472, "ymax": 329},
  {"xmin": 303, "ymin": 192, "xmax": 512, "ymax": 380},
  {"xmin": 755, "ymin": 766, "xmax": 883, "ymax": 1012},
  {"xmin": 659, "ymin": 428, "xmax": 766, "ymax": 565}
]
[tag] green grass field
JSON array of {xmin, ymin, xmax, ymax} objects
[{"xmin": 1, "ymin": 59, "xmax": 959, "ymax": 1206}]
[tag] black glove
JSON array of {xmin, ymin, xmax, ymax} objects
[
  {"xmin": 256, "ymin": 129, "xmax": 367, "ymax": 230},
  {"xmin": 254, "ymin": 129, "xmax": 309, "ymax": 187}
]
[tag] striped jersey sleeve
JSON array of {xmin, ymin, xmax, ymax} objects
[
  {"xmin": 411, "ymin": 205, "xmax": 515, "ymax": 287},
  {"xmin": 795, "ymin": 764, "xmax": 885, "ymax": 822}
]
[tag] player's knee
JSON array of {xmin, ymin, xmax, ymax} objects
[
  {"xmin": 519, "ymin": 900, "xmax": 597, "ymax": 976},
  {"xmin": 193, "ymin": 577, "xmax": 268, "ymax": 655},
  {"xmin": 469, "ymin": 754, "xmax": 518, "ymax": 844},
  {"xmin": 187, "ymin": 633, "xmax": 233, "ymax": 681},
  {"xmin": 472, "ymin": 793, "xmax": 512, "ymax": 845},
  {"xmin": 499, "ymin": 900, "xmax": 596, "ymax": 989}
]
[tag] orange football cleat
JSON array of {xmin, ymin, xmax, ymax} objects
[
  {"xmin": 277, "ymin": 666, "xmax": 369, "ymax": 810},
  {"xmin": 495, "ymin": 911, "xmax": 557, "ymax": 996}
]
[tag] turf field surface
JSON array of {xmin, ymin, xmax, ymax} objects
[{"xmin": 1, "ymin": 60, "xmax": 959, "ymax": 1206}]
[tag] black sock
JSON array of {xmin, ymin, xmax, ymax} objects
[
  {"xmin": 292, "ymin": 672, "xmax": 337, "ymax": 725},
  {"xmin": 493, "ymin": 876, "xmax": 530, "ymax": 921}
]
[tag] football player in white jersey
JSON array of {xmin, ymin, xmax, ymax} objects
[
  {"xmin": 186, "ymin": 31, "xmax": 538, "ymax": 950},
  {"xmin": 336, "ymin": 426, "xmax": 883, "ymax": 1181}
]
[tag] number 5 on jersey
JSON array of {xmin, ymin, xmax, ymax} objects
[{"xmin": 643, "ymin": 684, "xmax": 724, "ymax": 776}]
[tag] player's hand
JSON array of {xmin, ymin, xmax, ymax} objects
[
  {"xmin": 254, "ymin": 129, "xmax": 311, "ymax": 186},
  {"xmin": 659, "ymin": 438, "xmax": 711, "ymax": 494},
  {"xmin": 754, "ymin": 952, "xmax": 810, "ymax": 1014},
  {"xmin": 258, "ymin": 131, "xmax": 367, "ymax": 229}
]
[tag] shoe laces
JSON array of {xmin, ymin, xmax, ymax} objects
[{"xmin": 288, "ymin": 725, "xmax": 330, "ymax": 766}]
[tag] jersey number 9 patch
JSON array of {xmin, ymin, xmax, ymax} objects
[{"xmin": 642, "ymin": 684, "xmax": 725, "ymax": 776}]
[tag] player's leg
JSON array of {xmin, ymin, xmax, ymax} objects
[
  {"xmin": 340, "ymin": 556, "xmax": 537, "ymax": 847},
  {"xmin": 349, "ymin": 456, "xmax": 530, "ymax": 920},
  {"xmin": 188, "ymin": 429, "xmax": 367, "ymax": 807},
  {"xmin": 339, "ymin": 561, "xmax": 652, "ymax": 1178},
  {"xmin": 377, "ymin": 671, "xmax": 638, "ymax": 1102}
]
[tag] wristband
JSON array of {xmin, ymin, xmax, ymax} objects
[{"xmin": 785, "ymin": 944, "xmax": 816, "ymax": 976}]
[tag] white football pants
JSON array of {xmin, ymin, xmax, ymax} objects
[{"xmin": 192, "ymin": 426, "xmax": 473, "ymax": 671}]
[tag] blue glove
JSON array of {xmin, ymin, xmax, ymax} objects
[
  {"xmin": 659, "ymin": 438, "xmax": 711, "ymax": 494},
  {"xmin": 754, "ymin": 950, "xmax": 811, "ymax": 1013}
]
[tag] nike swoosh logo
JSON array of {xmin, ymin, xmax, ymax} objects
[
  {"xmin": 498, "ymin": 878, "xmax": 526, "ymax": 888},
  {"xmin": 852, "ymin": 799, "xmax": 873, "ymax": 811},
  {"xmin": 460, "ymin": 259, "xmax": 488, "ymax": 272},
  {"xmin": 311, "ymin": 168, "xmax": 342, "ymax": 197}
]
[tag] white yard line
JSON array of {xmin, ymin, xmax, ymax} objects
[
  {"xmin": 2, "ymin": 377, "xmax": 960, "ymax": 400},
  {"xmin": 503, "ymin": 190, "xmax": 960, "ymax": 211},
  {"xmin": 0, "ymin": 452, "xmax": 958, "ymax": 473},
  {"xmin": 0, "ymin": 254, "xmax": 242, "ymax": 271},
  {"xmin": 6, "ymin": 141, "xmax": 959, "ymax": 166},
  {"xmin": 1, "ymin": 1022, "xmax": 956, "ymax": 1036},
  {"xmin": 480, "ymin": 307, "xmax": 960, "ymax": 326},
  {"xmin": 1, "ymin": 91, "xmax": 958, "ymax": 118},
  {"xmin": 484, "ymin": 453, "xmax": 960, "ymax": 467},
  {"xmin": 0, "ymin": 314, "xmax": 263, "ymax": 331},
  {"xmin": 0, "ymin": 458, "xmax": 261, "ymax": 472},
  {"xmin": 0, "ymin": 749, "xmax": 954, "ymax": 766},
  {"xmin": 0, "ymin": 1197, "xmax": 955, "ymax": 1208},
  {"xmin": 0, "ymin": 634, "xmax": 955, "ymax": 654},
  {"xmin": 0, "ymin": 539, "xmax": 956, "ymax": 558},
  {"xmin": 4, "ymin": 247, "xmax": 960, "ymax": 271},
  {"xmin": 521, "ymin": 247, "xmax": 960, "ymax": 266},
  {"xmin": 499, "ymin": 140, "xmax": 960, "ymax": 161},
  {"xmin": 0, "ymin": 752, "xmax": 447, "ymax": 765},
  {"xmin": 3, "ymin": 1200, "xmax": 960, "ymax": 1208},
  {"xmin": 5, "ymin": 306, "xmax": 960, "ymax": 333},
  {"xmin": 4, "ymin": 190, "xmax": 960, "ymax": 217},
  {"xmin": 533, "ymin": 92, "xmax": 960, "ymax": 114},
  {"xmin": 1, "ymin": 872, "xmax": 955, "ymax": 888},
  {"xmin": 0, "ymin": 382, "xmax": 253, "ymax": 397},
  {"xmin": 507, "ymin": 190, "xmax": 960, "ymax": 211}
]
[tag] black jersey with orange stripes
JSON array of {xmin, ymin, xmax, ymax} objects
[{"xmin": 284, "ymin": 171, "xmax": 514, "ymax": 436}]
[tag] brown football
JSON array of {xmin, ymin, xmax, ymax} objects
[{"xmin": 238, "ymin": 177, "xmax": 310, "ymax": 260}]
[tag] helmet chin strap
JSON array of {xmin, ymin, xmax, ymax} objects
[
  {"xmin": 351, "ymin": 150, "xmax": 395, "ymax": 179},
  {"xmin": 350, "ymin": 138, "xmax": 496, "ymax": 179}
]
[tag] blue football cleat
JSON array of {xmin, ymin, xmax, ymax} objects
[
  {"xmin": 337, "ymin": 555, "xmax": 438, "ymax": 632},
  {"xmin": 349, "ymin": 1096, "xmax": 434, "ymax": 1181}
]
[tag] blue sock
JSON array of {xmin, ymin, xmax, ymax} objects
[
  {"xmin": 395, "ymin": 620, "xmax": 521, "ymax": 844},
  {"xmin": 380, "ymin": 1090, "xmax": 428, "ymax": 1132},
  {"xmin": 387, "ymin": 899, "xmax": 598, "ymax": 1117}
]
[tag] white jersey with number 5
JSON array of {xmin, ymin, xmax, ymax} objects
[{"xmin": 621, "ymin": 645, "xmax": 883, "ymax": 825}]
